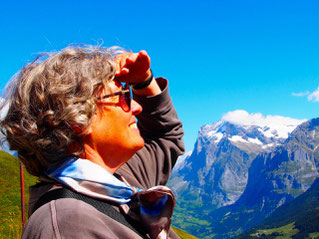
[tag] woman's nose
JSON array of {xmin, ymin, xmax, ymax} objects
[{"xmin": 131, "ymin": 99, "xmax": 143, "ymax": 115}]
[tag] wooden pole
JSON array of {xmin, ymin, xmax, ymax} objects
[{"xmin": 19, "ymin": 161, "xmax": 26, "ymax": 229}]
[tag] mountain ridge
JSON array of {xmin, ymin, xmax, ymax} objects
[
  {"xmin": 169, "ymin": 110, "xmax": 304, "ymax": 208},
  {"xmin": 200, "ymin": 117, "xmax": 319, "ymax": 238},
  {"xmin": 168, "ymin": 111, "xmax": 314, "ymax": 238}
]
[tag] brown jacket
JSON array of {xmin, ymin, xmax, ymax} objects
[{"xmin": 22, "ymin": 78, "xmax": 185, "ymax": 239}]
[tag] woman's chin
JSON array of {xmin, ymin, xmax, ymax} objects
[{"xmin": 130, "ymin": 137, "xmax": 145, "ymax": 153}]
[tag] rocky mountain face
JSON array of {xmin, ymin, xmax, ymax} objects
[
  {"xmin": 167, "ymin": 110, "xmax": 312, "ymax": 238},
  {"xmin": 198, "ymin": 118, "xmax": 319, "ymax": 238},
  {"xmin": 168, "ymin": 110, "xmax": 304, "ymax": 209}
]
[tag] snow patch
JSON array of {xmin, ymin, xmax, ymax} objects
[
  {"xmin": 207, "ymin": 131, "xmax": 223, "ymax": 143},
  {"xmin": 229, "ymin": 135, "xmax": 247, "ymax": 143},
  {"xmin": 229, "ymin": 136, "xmax": 263, "ymax": 145},
  {"xmin": 222, "ymin": 110, "xmax": 305, "ymax": 139},
  {"xmin": 262, "ymin": 143, "xmax": 274, "ymax": 149},
  {"xmin": 248, "ymin": 137, "xmax": 263, "ymax": 145}
]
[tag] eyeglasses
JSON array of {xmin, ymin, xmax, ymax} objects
[{"xmin": 96, "ymin": 83, "xmax": 131, "ymax": 112}]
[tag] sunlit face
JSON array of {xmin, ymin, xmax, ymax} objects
[{"xmin": 83, "ymin": 79, "xmax": 144, "ymax": 171}]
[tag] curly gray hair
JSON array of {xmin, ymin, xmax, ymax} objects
[{"xmin": 1, "ymin": 45, "xmax": 121, "ymax": 176}]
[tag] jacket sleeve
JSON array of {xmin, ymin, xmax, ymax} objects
[{"xmin": 116, "ymin": 78, "xmax": 185, "ymax": 190}]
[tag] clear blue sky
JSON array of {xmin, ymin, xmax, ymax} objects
[{"xmin": 1, "ymin": 0, "xmax": 319, "ymax": 152}]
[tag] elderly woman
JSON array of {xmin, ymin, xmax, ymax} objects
[{"xmin": 1, "ymin": 45, "xmax": 184, "ymax": 239}]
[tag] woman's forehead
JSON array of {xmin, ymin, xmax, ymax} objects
[
  {"xmin": 100, "ymin": 79, "xmax": 123, "ymax": 95},
  {"xmin": 108, "ymin": 79, "xmax": 122, "ymax": 90}
]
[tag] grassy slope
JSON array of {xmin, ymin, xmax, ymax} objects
[
  {"xmin": 173, "ymin": 198, "xmax": 213, "ymax": 238},
  {"xmin": 0, "ymin": 151, "xmax": 38, "ymax": 239},
  {"xmin": 255, "ymin": 222, "xmax": 299, "ymax": 238},
  {"xmin": 172, "ymin": 227, "xmax": 200, "ymax": 239}
]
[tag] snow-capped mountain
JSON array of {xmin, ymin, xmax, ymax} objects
[
  {"xmin": 201, "ymin": 118, "xmax": 319, "ymax": 239},
  {"xmin": 168, "ymin": 110, "xmax": 305, "ymax": 233},
  {"xmin": 198, "ymin": 110, "xmax": 305, "ymax": 153}
]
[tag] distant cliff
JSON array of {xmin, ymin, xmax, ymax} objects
[
  {"xmin": 207, "ymin": 118, "xmax": 319, "ymax": 238},
  {"xmin": 168, "ymin": 111, "xmax": 319, "ymax": 238},
  {"xmin": 177, "ymin": 117, "xmax": 319, "ymax": 238}
]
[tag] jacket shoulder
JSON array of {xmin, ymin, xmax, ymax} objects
[{"xmin": 22, "ymin": 198, "xmax": 143, "ymax": 239}]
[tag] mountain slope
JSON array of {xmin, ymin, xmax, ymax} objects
[
  {"xmin": 203, "ymin": 118, "xmax": 319, "ymax": 238},
  {"xmin": 236, "ymin": 177, "xmax": 319, "ymax": 238},
  {"xmin": 168, "ymin": 110, "xmax": 304, "ymax": 237},
  {"xmin": 0, "ymin": 150, "xmax": 38, "ymax": 238}
]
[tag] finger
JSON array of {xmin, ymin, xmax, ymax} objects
[
  {"xmin": 114, "ymin": 54, "xmax": 121, "ymax": 64},
  {"xmin": 114, "ymin": 53, "xmax": 127, "ymax": 65},
  {"xmin": 115, "ymin": 57, "xmax": 128, "ymax": 77},
  {"xmin": 139, "ymin": 50, "xmax": 149, "ymax": 58},
  {"xmin": 135, "ymin": 50, "xmax": 151, "ymax": 69},
  {"xmin": 115, "ymin": 67, "xmax": 129, "ymax": 76},
  {"xmin": 120, "ymin": 55, "xmax": 128, "ymax": 68},
  {"xmin": 125, "ymin": 53, "xmax": 139, "ymax": 66}
]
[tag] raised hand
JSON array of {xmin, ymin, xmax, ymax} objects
[{"xmin": 115, "ymin": 50, "xmax": 152, "ymax": 85}]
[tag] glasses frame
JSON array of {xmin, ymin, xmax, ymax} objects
[{"xmin": 96, "ymin": 83, "xmax": 131, "ymax": 112}]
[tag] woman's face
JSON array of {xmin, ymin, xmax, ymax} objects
[{"xmin": 84, "ymin": 79, "xmax": 144, "ymax": 170}]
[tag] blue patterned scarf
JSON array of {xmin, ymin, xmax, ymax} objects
[{"xmin": 46, "ymin": 157, "xmax": 175, "ymax": 239}]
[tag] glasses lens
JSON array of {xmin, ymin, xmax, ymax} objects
[{"xmin": 121, "ymin": 84, "xmax": 131, "ymax": 112}]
